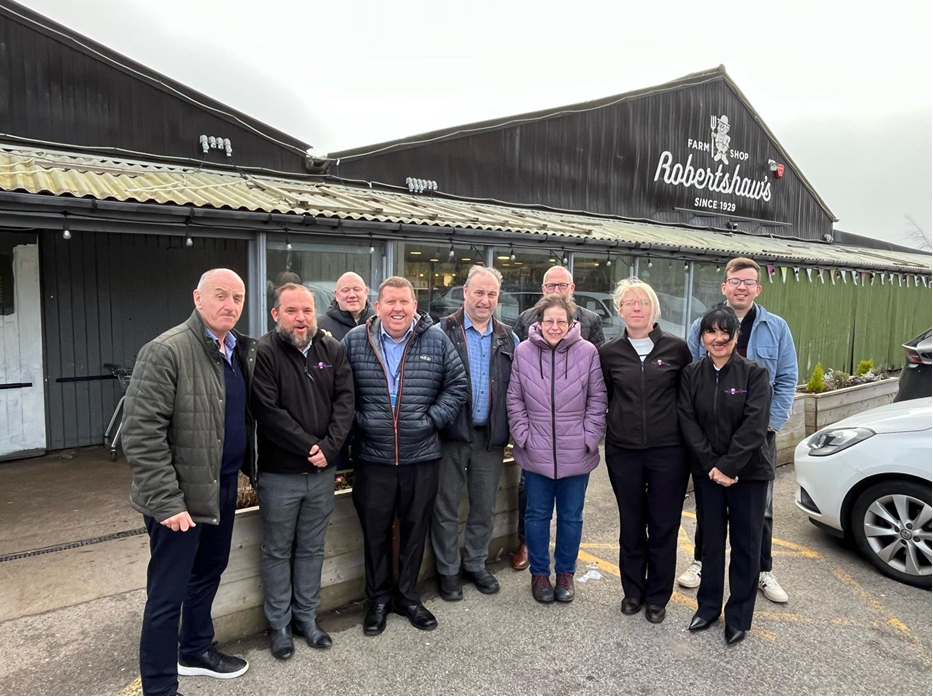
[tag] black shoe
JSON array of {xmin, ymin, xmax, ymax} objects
[
  {"xmin": 725, "ymin": 625, "xmax": 747, "ymax": 645},
  {"xmin": 645, "ymin": 604, "xmax": 666, "ymax": 624},
  {"xmin": 688, "ymin": 614, "xmax": 716, "ymax": 632},
  {"xmin": 363, "ymin": 602, "xmax": 389, "ymax": 636},
  {"xmin": 462, "ymin": 567, "xmax": 500, "ymax": 594},
  {"xmin": 269, "ymin": 626, "xmax": 294, "ymax": 661},
  {"xmin": 620, "ymin": 597, "xmax": 642, "ymax": 616},
  {"xmin": 177, "ymin": 644, "xmax": 249, "ymax": 679},
  {"xmin": 438, "ymin": 573, "xmax": 463, "ymax": 601},
  {"xmin": 392, "ymin": 601, "xmax": 438, "ymax": 631},
  {"xmin": 293, "ymin": 619, "xmax": 332, "ymax": 649}
]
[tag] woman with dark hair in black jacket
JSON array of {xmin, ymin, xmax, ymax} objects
[{"xmin": 678, "ymin": 305, "xmax": 773, "ymax": 646}]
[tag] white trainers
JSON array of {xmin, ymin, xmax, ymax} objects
[
  {"xmin": 676, "ymin": 560, "xmax": 702, "ymax": 589},
  {"xmin": 759, "ymin": 571, "xmax": 789, "ymax": 603}
]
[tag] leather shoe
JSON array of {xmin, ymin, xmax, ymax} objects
[
  {"xmin": 645, "ymin": 604, "xmax": 666, "ymax": 624},
  {"xmin": 269, "ymin": 626, "xmax": 294, "ymax": 661},
  {"xmin": 725, "ymin": 625, "xmax": 746, "ymax": 645},
  {"xmin": 293, "ymin": 619, "xmax": 332, "ymax": 649},
  {"xmin": 620, "ymin": 597, "xmax": 642, "ymax": 615},
  {"xmin": 438, "ymin": 573, "xmax": 463, "ymax": 601},
  {"xmin": 462, "ymin": 568, "xmax": 500, "ymax": 594},
  {"xmin": 531, "ymin": 575, "xmax": 554, "ymax": 603},
  {"xmin": 363, "ymin": 602, "xmax": 389, "ymax": 636},
  {"xmin": 554, "ymin": 572, "xmax": 575, "ymax": 603},
  {"xmin": 688, "ymin": 614, "xmax": 716, "ymax": 632},
  {"xmin": 511, "ymin": 543, "xmax": 529, "ymax": 571},
  {"xmin": 392, "ymin": 602, "xmax": 438, "ymax": 631}
]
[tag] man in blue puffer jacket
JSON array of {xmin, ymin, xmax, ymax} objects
[{"xmin": 342, "ymin": 276, "xmax": 468, "ymax": 636}]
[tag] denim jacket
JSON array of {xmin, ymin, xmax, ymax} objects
[{"xmin": 687, "ymin": 303, "xmax": 798, "ymax": 432}]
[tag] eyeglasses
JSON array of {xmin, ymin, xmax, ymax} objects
[
  {"xmin": 543, "ymin": 283, "xmax": 571, "ymax": 292},
  {"xmin": 620, "ymin": 299, "xmax": 650, "ymax": 309},
  {"xmin": 541, "ymin": 319, "xmax": 569, "ymax": 328},
  {"xmin": 725, "ymin": 278, "xmax": 759, "ymax": 288}
]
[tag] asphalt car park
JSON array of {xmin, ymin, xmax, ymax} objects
[{"xmin": 3, "ymin": 457, "xmax": 927, "ymax": 696}]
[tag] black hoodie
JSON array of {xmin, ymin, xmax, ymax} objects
[
  {"xmin": 677, "ymin": 352, "xmax": 773, "ymax": 481},
  {"xmin": 317, "ymin": 299, "xmax": 376, "ymax": 341}
]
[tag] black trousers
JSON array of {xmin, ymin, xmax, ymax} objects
[
  {"xmin": 694, "ymin": 476, "xmax": 769, "ymax": 631},
  {"xmin": 606, "ymin": 445, "xmax": 689, "ymax": 607},
  {"xmin": 693, "ymin": 433, "xmax": 775, "ymax": 571},
  {"xmin": 352, "ymin": 459, "xmax": 440, "ymax": 605},
  {"xmin": 140, "ymin": 475, "xmax": 238, "ymax": 697}
]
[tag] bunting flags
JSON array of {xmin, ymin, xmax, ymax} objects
[
  {"xmin": 830, "ymin": 269, "xmax": 837, "ymax": 285},
  {"xmin": 861, "ymin": 271, "xmax": 868, "ymax": 285},
  {"xmin": 818, "ymin": 269, "xmax": 825, "ymax": 284},
  {"xmin": 794, "ymin": 267, "xmax": 801, "ymax": 282},
  {"xmin": 780, "ymin": 267, "xmax": 788, "ymax": 283},
  {"xmin": 806, "ymin": 268, "xmax": 813, "ymax": 282},
  {"xmin": 767, "ymin": 264, "xmax": 775, "ymax": 283},
  {"xmin": 840, "ymin": 269, "xmax": 847, "ymax": 284}
]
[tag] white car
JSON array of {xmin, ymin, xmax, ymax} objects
[{"xmin": 794, "ymin": 397, "xmax": 932, "ymax": 588}]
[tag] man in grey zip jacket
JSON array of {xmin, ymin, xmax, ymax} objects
[{"xmin": 122, "ymin": 269, "xmax": 256, "ymax": 696}]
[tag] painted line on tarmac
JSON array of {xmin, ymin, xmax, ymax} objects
[{"xmin": 119, "ymin": 676, "xmax": 142, "ymax": 696}]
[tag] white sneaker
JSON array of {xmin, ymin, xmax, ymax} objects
[
  {"xmin": 677, "ymin": 560, "xmax": 702, "ymax": 589},
  {"xmin": 759, "ymin": 571, "xmax": 789, "ymax": 603}
]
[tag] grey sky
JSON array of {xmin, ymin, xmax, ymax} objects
[{"xmin": 18, "ymin": 0, "xmax": 933, "ymax": 249}]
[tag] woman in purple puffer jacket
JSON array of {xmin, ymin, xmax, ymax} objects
[{"xmin": 507, "ymin": 294, "xmax": 607, "ymax": 604}]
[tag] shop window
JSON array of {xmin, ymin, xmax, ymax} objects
[
  {"xmin": 572, "ymin": 253, "xmax": 634, "ymax": 342},
  {"xmin": 691, "ymin": 262, "xmax": 727, "ymax": 329},
  {"xmin": 397, "ymin": 242, "xmax": 483, "ymax": 320},
  {"xmin": 638, "ymin": 259, "xmax": 689, "ymax": 338},
  {"xmin": 493, "ymin": 246, "xmax": 560, "ymax": 326},
  {"xmin": 0, "ymin": 252, "xmax": 13, "ymax": 315},
  {"xmin": 266, "ymin": 238, "xmax": 382, "ymax": 331}
]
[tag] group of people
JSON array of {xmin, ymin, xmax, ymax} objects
[{"xmin": 122, "ymin": 256, "xmax": 797, "ymax": 696}]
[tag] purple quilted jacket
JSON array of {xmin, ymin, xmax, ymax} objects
[{"xmin": 507, "ymin": 322, "xmax": 607, "ymax": 479}]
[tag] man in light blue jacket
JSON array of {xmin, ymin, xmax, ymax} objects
[{"xmin": 677, "ymin": 257, "xmax": 797, "ymax": 604}]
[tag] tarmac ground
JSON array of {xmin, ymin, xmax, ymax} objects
[{"xmin": 0, "ymin": 460, "xmax": 930, "ymax": 695}]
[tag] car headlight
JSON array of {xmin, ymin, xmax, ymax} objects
[{"xmin": 806, "ymin": 427, "xmax": 875, "ymax": 456}]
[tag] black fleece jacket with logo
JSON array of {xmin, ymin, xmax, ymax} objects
[
  {"xmin": 251, "ymin": 329, "xmax": 355, "ymax": 475},
  {"xmin": 677, "ymin": 352, "xmax": 773, "ymax": 480}
]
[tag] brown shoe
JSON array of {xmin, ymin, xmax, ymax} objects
[
  {"xmin": 511, "ymin": 543, "xmax": 529, "ymax": 571},
  {"xmin": 531, "ymin": 575, "xmax": 554, "ymax": 603},
  {"xmin": 555, "ymin": 572, "xmax": 575, "ymax": 603}
]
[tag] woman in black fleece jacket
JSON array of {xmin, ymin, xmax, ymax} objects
[{"xmin": 678, "ymin": 305, "xmax": 772, "ymax": 646}]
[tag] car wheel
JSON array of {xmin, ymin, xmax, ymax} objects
[{"xmin": 851, "ymin": 480, "xmax": 932, "ymax": 589}]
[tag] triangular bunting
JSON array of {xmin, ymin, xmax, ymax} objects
[
  {"xmin": 794, "ymin": 267, "xmax": 801, "ymax": 282},
  {"xmin": 840, "ymin": 269, "xmax": 847, "ymax": 284},
  {"xmin": 830, "ymin": 269, "xmax": 837, "ymax": 285},
  {"xmin": 767, "ymin": 265, "xmax": 775, "ymax": 283},
  {"xmin": 818, "ymin": 269, "xmax": 825, "ymax": 284},
  {"xmin": 780, "ymin": 267, "xmax": 788, "ymax": 283},
  {"xmin": 806, "ymin": 268, "xmax": 813, "ymax": 282}
]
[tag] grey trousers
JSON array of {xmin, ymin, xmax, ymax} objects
[
  {"xmin": 431, "ymin": 428, "xmax": 505, "ymax": 575},
  {"xmin": 258, "ymin": 471, "xmax": 335, "ymax": 629}
]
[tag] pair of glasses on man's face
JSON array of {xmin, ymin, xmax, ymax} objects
[
  {"xmin": 725, "ymin": 278, "xmax": 759, "ymax": 288},
  {"xmin": 543, "ymin": 282, "xmax": 571, "ymax": 292}
]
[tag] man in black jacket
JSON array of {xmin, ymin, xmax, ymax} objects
[
  {"xmin": 432, "ymin": 266, "xmax": 517, "ymax": 601},
  {"xmin": 317, "ymin": 272, "xmax": 376, "ymax": 340},
  {"xmin": 510, "ymin": 265, "xmax": 606, "ymax": 570},
  {"xmin": 251, "ymin": 283, "xmax": 355, "ymax": 660},
  {"xmin": 123, "ymin": 269, "xmax": 254, "ymax": 696},
  {"xmin": 342, "ymin": 276, "xmax": 468, "ymax": 636}
]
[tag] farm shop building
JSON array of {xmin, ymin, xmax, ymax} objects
[{"xmin": 0, "ymin": 0, "xmax": 929, "ymax": 459}]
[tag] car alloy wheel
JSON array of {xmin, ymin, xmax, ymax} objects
[{"xmin": 852, "ymin": 480, "xmax": 932, "ymax": 588}]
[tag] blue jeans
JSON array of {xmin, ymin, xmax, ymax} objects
[{"xmin": 523, "ymin": 470, "xmax": 589, "ymax": 576}]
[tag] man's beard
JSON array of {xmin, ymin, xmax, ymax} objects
[{"xmin": 276, "ymin": 323, "xmax": 315, "ymax": 349}]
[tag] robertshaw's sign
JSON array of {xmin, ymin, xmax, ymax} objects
[{"xmin": 653, "ymin": 114, "xmax": 772, "ymax": 212}]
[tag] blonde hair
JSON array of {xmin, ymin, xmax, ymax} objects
[{"xmin": 612, "ymin": 277, "xmax": 661, "ymax": 324}]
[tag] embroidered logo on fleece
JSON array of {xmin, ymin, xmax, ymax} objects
[
  {"xmin": 314, "ymin": 362, "xmax": 333, "ymax": 369},
  {"xmin": 652, "ymin": 359, "xmax": 671, "ymax": 367},
  {"xmin": 724, "ymin": 387, "xmax": 748, "ymax": 395}
]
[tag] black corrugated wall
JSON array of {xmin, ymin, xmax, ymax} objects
[{"xmin": 39, "ymin": 230, "xmax": 248, "ymax": 450}]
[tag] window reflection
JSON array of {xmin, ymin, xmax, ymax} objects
[
  {"xmin": 398, "ymin": 242, "xmax": 483, "ymax": 320},
  {"xmin": 691, "ymin": 262, "xmax": 726, "ymax": 329},
  {"xmin": 493, "ymin": 247, "xmax": 559, "ymax": 326},
  {"xmin": 572, "ymin": 254, "xmax": 634, "ymax": 342},
  {"xmin": 638, "ymin": 259, "xmax": 689, "ymax": 338}
]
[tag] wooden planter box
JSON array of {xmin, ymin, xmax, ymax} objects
[
  {"xmin": 211, "ymin": 458, "xmax": 521, "ymax": 642},
  {"xmin": 802, "ymin": 377, "xmax": 899, "ymax": 436}
]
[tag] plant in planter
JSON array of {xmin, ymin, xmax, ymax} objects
[
  {"xmin": 805, "ymin": 363, "xmax": 826, "ymax": 394},
  {"xmin": 799, "ymin": 360, "xmax": 888, "ymax": 394}
]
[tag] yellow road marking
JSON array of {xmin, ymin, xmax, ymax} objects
[
  {"xmin": 681, "ymin": 510, "xmax": 822, "ymax": 558},
  {"xmin": 579, "ymin": 543, "xmax": 619, "ymax": 550},
  {"xmin": 119, "ymin": 676, "xmax": 142, "ymax": 696}
]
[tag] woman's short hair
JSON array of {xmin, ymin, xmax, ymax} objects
[
  {"xmin": 611, "ymin": 277, "xmax": 661, "ymax": 324},
  {"xmin": 534, "ymin": 293, "xmax": 577, "ymax": 324},
  {"xmin": 699, "ymin": 304, "xmax": 741, "ymax": 339}
]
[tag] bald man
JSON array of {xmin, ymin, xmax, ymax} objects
[
  {"xmin": 123, "ymin": 268, "xmax": 257, "ymax": 696},
  {"xmin": 318, "ymin": 272, "xmax": 376, "ymax": 340}
]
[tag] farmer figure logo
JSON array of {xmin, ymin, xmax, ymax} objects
[{"xmin": 710, "ymin": 114, "xmax": 731, "ymax": 164}]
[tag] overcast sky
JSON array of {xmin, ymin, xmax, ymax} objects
[{"xmin": 18, "ymin": 0, "xmax": 933, "ymax": 249}]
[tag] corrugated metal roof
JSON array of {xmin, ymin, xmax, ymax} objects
[{"xmin": 1, "ymin": 145, "xmax": 929, "ymax": 274}]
